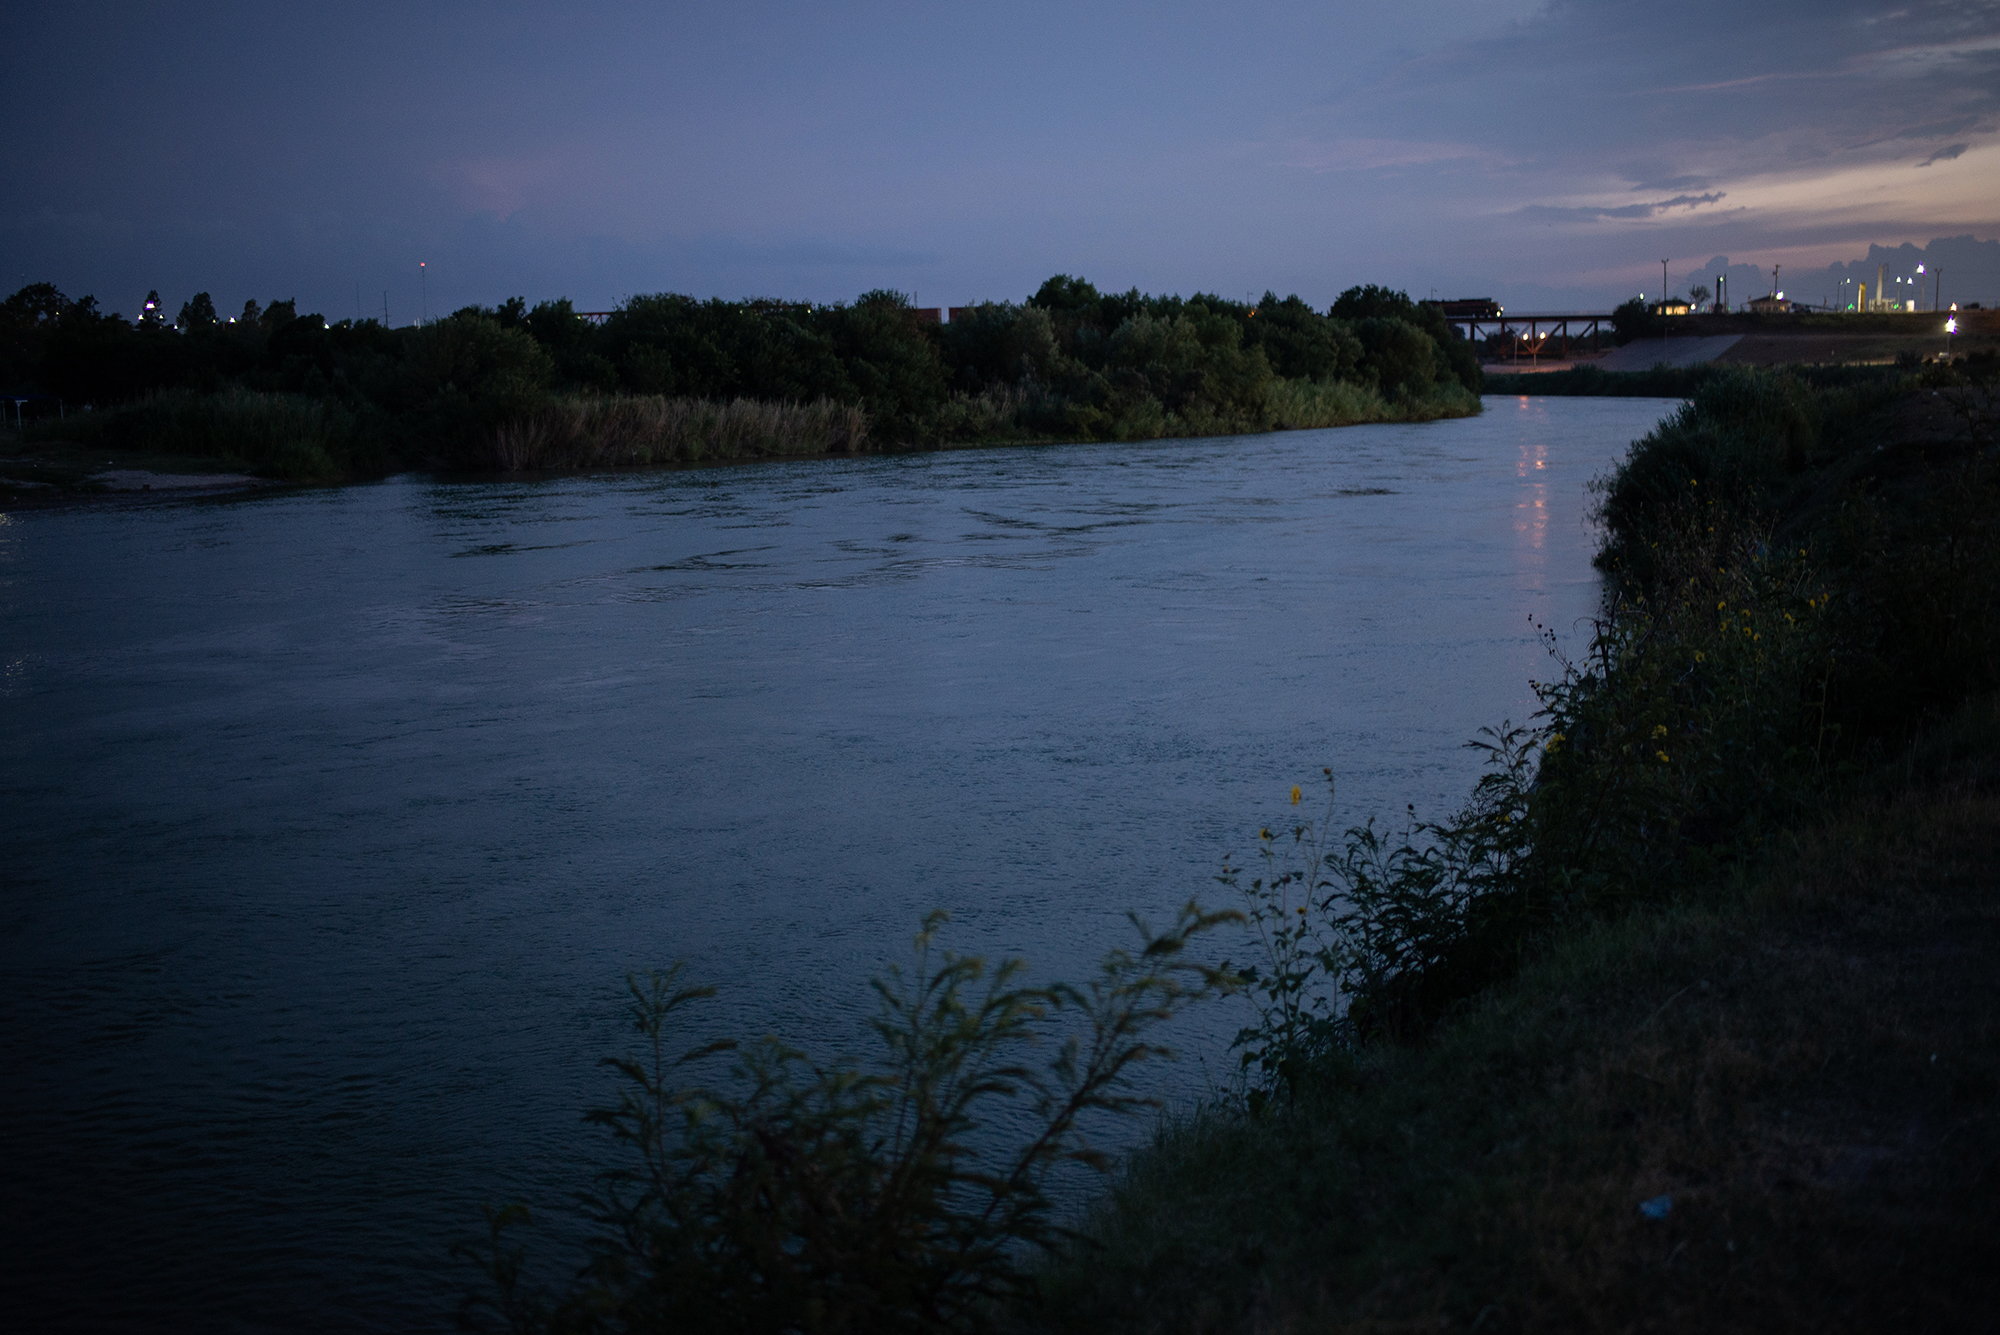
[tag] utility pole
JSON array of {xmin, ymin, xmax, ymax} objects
[
  {"xmin": 383, "ymin": 291, "xmax": 389, "ymax": 326},
  {"xmin": 420, "ymin": 262, "xmax": 428, "ymax": 324},
  {"xmin": 1661, "ymin": 259, "xmax": 1670, "ymax": 343}
]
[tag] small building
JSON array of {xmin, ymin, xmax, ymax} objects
[
  {"xmin": 1648, "ymin": 297, "xmax": 1692, "ymax": 316},
  {"xmin": 1747, "ymin": 295, "xmax": 1794, "ymax": 314}
]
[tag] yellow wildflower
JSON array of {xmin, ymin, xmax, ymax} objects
[
  {"xmin": 1290, "ymin": 785, "xmax": 1302, "ymax": 806},
  {"xmin": 1656, "ymin": 750, "xmax": 1671, "ymax": 763}
]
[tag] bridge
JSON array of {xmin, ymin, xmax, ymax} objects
[{"xmin": 1442, "ymin": 311, "xmax": 1615, "ymax": 355}]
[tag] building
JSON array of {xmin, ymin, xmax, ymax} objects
[
  {"xmin": 1747, "ymin": 295, "xmax": 1794, "ymax": 314},
  {"xmin": 1648, "ymin": 297, "xmax": 1692, "ymax": 316}
]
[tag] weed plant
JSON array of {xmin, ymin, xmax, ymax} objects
[{"xmin": 457, "ymin": 905, "xmax": 1240, "ymax": 1334}]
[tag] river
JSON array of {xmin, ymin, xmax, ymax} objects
[{"xmin": 0, "ymin": 396, "xmax": 1673, "ymax": 1330}]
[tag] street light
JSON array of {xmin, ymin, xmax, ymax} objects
[
  {"xmin": 1661, "ymin": 259, "xmax": 1670, "ymax": 343},
  {"xmin": 1916, "ymin": 264, "xmax": 1926, "ymax": 312},
  {"xmin": 1946, "ymin": 314, "xmax": 1957, "ymax": 357}
]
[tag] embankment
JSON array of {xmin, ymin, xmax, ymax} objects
[{"xmin": 1037, "ymin": 363, "xmax": 2000, "ymax": 1332}]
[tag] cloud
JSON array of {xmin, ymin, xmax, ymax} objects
[
  {"xmin": 1918, "ymin": 142, "xmax": 1970, "ymax": 165},
  {"xmin": 1516, "ymin": 191, "xmax": 1728, "ymax": 223},
  {"xmin": 1629, "ymin": 174, "xmax": 1714, "ymax": 192}
]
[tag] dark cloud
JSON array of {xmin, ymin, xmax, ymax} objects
[{"xmin": 1919, "ymin": 142, "xmax": 1971, "ymax": 165}]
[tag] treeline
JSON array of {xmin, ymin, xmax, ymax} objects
[{"xmin": 0, "ymin": 278, "xmax": 1480, "ymax": 478}]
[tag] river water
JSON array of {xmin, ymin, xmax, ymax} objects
[{"xmin": 0, "ymin": 396, "xmax": 1672, "ymax": 1331}]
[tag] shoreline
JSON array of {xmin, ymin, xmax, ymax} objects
[{"xmin": 2, "ymin": 392, "xmax": 1483, "ymax": 505}]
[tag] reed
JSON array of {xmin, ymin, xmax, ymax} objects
[
  {"xmin": 484, "ymin": 395, "xmax": 871, "ymax": 470},
  {"xmin": 27, "ymin": 387, "xmax": 386, "ymax": 479}
]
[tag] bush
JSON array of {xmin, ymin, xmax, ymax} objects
[{"xmin": 458, "ymin": 907, "xmax": 1240, "ymax": 1334}]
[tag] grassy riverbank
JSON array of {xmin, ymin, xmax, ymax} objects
[
  {"xmin": 1031, "ymin": 363, "xmax": 2000, "ymax": 1330},
  {"xmin": 1039, "ymin": 717, "xmax": 2000, "ymax": 1332}
]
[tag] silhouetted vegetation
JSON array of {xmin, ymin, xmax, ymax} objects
[
  {"xmin": 456, "ymin": 906, "xmax": 1240, "ymax": 1334},
  {"xmin": 1044, "ymin": 360, "xmax": 2000, "ymax": 1331},
  {"xmin": 2, "ymin": 278, "xmax": 1481, "ymax": 481}
]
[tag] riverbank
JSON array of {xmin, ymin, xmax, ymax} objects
[
  {"xmin": 1040, "ymin": 715, "xmax": 2000, "ymax": 1327},
  {"xmin": 1042, "ymin": 715, "xmax": 2000, "ymax": 1331},
  {"xmin": 0, "ymin": 433, "xmax": 280, "ymax": 505},
  {"xmin": 3, "ymin": 378, "xmax": 1479, "ymax": 501},
  {"xmin": 1032, "ymin": 363, "xmax": 2000, "ymax": 1330}
]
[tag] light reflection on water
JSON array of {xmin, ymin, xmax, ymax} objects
[{"xmin": 0, "ymin": 397, "xmax": 1672, "ymax": 1330}]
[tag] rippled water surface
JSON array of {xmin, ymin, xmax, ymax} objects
[{"xmin": 1, "ymin": 398, "xmax": 1673, "ymax": 1330}]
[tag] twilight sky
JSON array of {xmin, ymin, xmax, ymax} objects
[{"xmin": 5, "ymin": 0, "xmax": 1997, "ymax": 321}]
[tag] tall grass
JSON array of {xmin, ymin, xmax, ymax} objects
[
  {"xmin": 484, "ymin": 395, "xmax": 870, "ymax": 470},
  {"xmin": 26, "ymin": 387, "xmax": 388, "ymax": 480}
]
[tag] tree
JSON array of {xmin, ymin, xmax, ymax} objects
[
  {"xmin": 1029, "ymin": 274, "xmax": 1103, "ymax": 318},
  {"xmin": 177, "ymin": 292, "xmax": 218, "ymax": 329},
  {"xmin": 1353, "ymin": 317, "xmax": 1440, "ymax": 399},
  {"xmin": 139, "ymin": 290, "xmax": 167, "ymax": 327}
]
